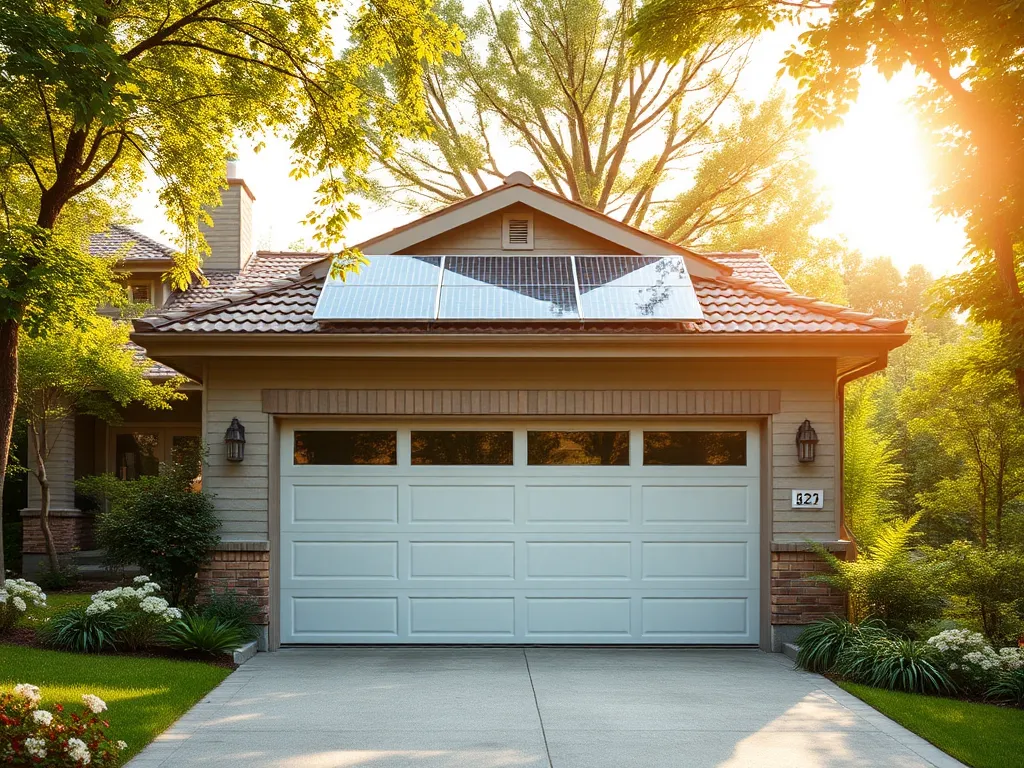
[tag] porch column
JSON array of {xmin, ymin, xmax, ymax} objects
[{"xmin": 20, "ymin": 413, "xmax": 91, "ymax": 578}]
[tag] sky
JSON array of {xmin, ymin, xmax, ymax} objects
[{"xmin": 129, "ymin": 18, "xmax": 969, "ymax": 278}]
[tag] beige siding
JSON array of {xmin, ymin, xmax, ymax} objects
[
  {"xmin": 399, "ymin": 203, "xmax": 634, "ymax": 255},
  {"xmin": 27, "ymin": 414, "xmax": 77, "ymax": 511},
  {"xmin": 200, "ymin": 182, "xmax": 254, "ymax": 271},
  {"xmin": 203, "ymin": 357, "xmax": 839, "ymax": 542}
]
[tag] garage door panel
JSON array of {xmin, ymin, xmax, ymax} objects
[
  {"xmin": 525, "ymin": 541, "xmax": 631, "ymax": 580},
  {"xmin": 287, "ymin": 484, "xmax": 399, "ymax": 526},
  {"xmin": 525, "ymin": 485, "xmax": 631, "ymax": 524},
  {"xmin": 641, "ymin": 597, "xmax": 753, "ymax": 639},
  {"xmin": 409, "ymin": 541, "xmax": 516, "ymax": 580},
  {"xmin": 641, "ymin": 541, "xmax": 752, "ymax": 581},
  {"xmin": 289, "ymin": 541, "xmax": 398, "ymax": 580},
  {"xmin": 409, "ymin": 484, "xmax": 515, "ymax": 523},
  {"xmin": 409, "ymin": 597, "xmax": 515, "ymax": 637},
  {"xmin": 526, "ymin": 597, "xmax": 632, "ymax": 638},
  {"xmin": 290, "ymin": 596, "xmax": 399, "ymax": 639},
  {"xmin": 641, "ymin": 484, "xmax": 753, "ymax": 527}
]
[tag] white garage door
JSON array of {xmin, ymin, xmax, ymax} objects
[{"xmin": 279, "ymin": 422, "xmax": 760, "ymax": 644}]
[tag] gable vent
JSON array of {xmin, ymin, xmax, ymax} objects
[{"xmin": 502, "ymin": 212, "xmax": 534, "ymax": 250}]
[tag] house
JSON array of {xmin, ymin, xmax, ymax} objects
[{"xmin": 21, "ymin": 167, "xmax": 909, "ymax": 652}]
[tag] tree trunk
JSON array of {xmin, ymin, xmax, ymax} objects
[
  {"xmin": 32, "ymin": 423, "xmax": 60, "ymax": 573},
  {"xmin": 0, "ymin": 318, "xmax": 19, "ymax": 586}
]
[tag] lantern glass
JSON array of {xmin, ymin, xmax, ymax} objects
[
  {"xmin": 225, "ymin": 418, "xmax": 246, "ymax": 462},
  {"xmin": 796, "ymin": 419, "xmax": 818, "ymax": 463}
]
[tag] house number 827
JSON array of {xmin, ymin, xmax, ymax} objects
[{"xmin": 791, "ymin": 490, "xmax": 824, "ymax": 509}]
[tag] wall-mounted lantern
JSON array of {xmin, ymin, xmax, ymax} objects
[
  {"xmin": 796, "ymin": 419, "xmax": 818, "ymax": 463},
  {"xmin": 225, "ymin": 418, "xmax": 246, "ymax": 462}
]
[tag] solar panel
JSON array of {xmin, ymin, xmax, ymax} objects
[
  {"xmin": 575, "ymin": 256, "xmax": 703, "ymax": 320},
  {"xmin": 438, "ymin": 256, "xmax": 578, "ymax": 319},
  {"xmin": 313, "ymin": 256, "xmax": 442, "ymax": 320},
  {"xmin": 313, "ymin": 254, "xmax": 703, "ymax": 322}
]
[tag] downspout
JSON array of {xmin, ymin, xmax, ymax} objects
[{"xmin": 835, "ymin": 354, "xmax": 890, "ymax": 559}]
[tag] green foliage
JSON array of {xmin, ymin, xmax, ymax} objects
[
  {"xmin": 815, "ymin": 514, "xmax": 943, "ymax": 632},
  {"xmin": 834, "ymin": 635, "xmax": 954, "ymax": 695},
  {"xmin": 987, "ymin": 667, "xmax": 1024, "ymax": 707},
  {"xmin": 38, "ymin": 606, "xmax": 125, "ymax": 653},
  {"xmin": 931, "ymin": 541, "xmax": 1024, "ymax": 646},
  {"xmin": 79, "ymin": 442, "xmax": 219, "ymax": 607},
  {"xmin": 162, "ymin": 614, "xmax": 248, "ymax": 655},
  {"xmin": 899, "ymin": 325, "xmax": 1024, "ymax": 549},
  {"xmin": 197, "ymin": 589, "xmax": 261, "ymax": 642},
  {"xmin": 844, "ymin": 378, "xmax": 905, "ymax": 548},
  {"xmin": 795, "ymin": 617, "xmax": 886, "ymax": 674},
  {"xmin": 0, "ymin": 225, "xmax": 125, "ymax": 334},
  {"xmin": 33, "ymin": 559, "xmax": 79, "ymax": 592}
]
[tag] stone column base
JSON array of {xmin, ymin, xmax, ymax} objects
[
  {"xmin": 19, "ymin": 508, "xmax": 94, "ymax": 578},
  {"xmin": 197, "ymin": 541, "xmax": 271, "ymax": 650}
]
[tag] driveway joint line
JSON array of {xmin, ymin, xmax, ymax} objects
[{"xmin": 523, "ymin": 648, "xmax": 554, "ymax": 768}]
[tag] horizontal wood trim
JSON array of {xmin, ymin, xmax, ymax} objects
[{"xmin": 261, "ymin": 389, "xmax": 783, "ymax": 416}]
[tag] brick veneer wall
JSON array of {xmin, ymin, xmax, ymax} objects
[
  {"xmin": 770, "ymin": 549, "xmax": 847, "ymax": 625},
  {"xmin": 20, "ymin": 511, "xmax": 95, "ymax": 554},
  {"xmin": 197, "ymin": 543, "xmax": 270, "ymax": 625}
]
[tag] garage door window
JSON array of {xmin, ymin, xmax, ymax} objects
[
  {"xmin": 411, "ymin": 431, "xmax": 513, "ymax": 465},
  {"xmin": 527, "ymin": 431, "xmax": 629, "ymax": 465},
  {"xmin": 294, "ymin": 431, "xmax": 397, "ymax": 465},
  {"xmin": 643, "ymin": 430, "xmax": 746, "ymax": 466}
]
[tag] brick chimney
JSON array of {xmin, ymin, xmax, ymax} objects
[{"xmin": 200, "ymin": 158, "xmax": 255, "ymax": 272}]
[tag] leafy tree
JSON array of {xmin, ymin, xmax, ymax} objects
[
  {"xmin": 931, "ymin": 540, "xmax": 1024, "ymax": 645},
  {"xmin": 78, "ymin": 441, "xmax": 219, "ymax": 607},
  {"xmin": 632, "ymin": 1, "xmax": 1024, "ymax": 397},
  {"xmin": 844, "ymin": 377, "xmax": 905, "ymax": 548},
  {"xmin": 899, "ymin": 325, "xmax": 1024, "ymax": 549},
  {"xmin": 18, "ymin": 316, "xmax": 185, "ymax": 571},
  {"xmin": 364, "ymin": 0, "xmax": 835, "ymax": 267},
  {"xmin": 0, "ymin": 0, "xmax": 463, "ymax": 582}
]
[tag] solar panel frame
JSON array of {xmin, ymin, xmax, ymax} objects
[{"xmin": 313, "ymin": 254, "xmax": 704, "ymax": 323}]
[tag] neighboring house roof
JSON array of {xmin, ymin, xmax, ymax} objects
[{"xmin": 90, "ymin": 224, "xmax": 176, "ymax": 261}]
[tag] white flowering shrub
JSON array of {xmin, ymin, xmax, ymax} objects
[
  {"xmin": 86, "ymin": 576, "xmax": 181, "ymax": 650},
  {"xmin": 0, "ymin": 578, "xmax": 47, "ymax": 632},
  {"xmin": 927, "ymin": 629, "xmax": 1024, "ymax": 692},
  {"xmin": 0, "ymin": 684, "xmax": 126, "ymax": 766}
]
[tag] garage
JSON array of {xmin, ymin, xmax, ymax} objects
[{"xmin": 278, "ymin": 421, "xmax": 761, "ymax": 644}]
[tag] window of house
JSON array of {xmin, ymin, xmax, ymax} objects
[
  {"xmin": 411, "ymin": 431, "xmax": 514, "ymax": 465},
  {"xmin": 527, "ymin": 431, "xmax": 629, "ymax": 465},
  {"xmin": 128, "ymin": 282, "xmax": 153, "ymax": 304},
  {"xmin": 643, "ymin": 431, "xmax": 747, "ymax": 466},
  {"xmin": 293, "ymin": 431, "xmax": 398, "ymax": 465},
  {"xmin": 115, "ymin": 432, "xmax": 161, "ymax": 479}
]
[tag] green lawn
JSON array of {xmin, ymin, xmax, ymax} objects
[
  {"xmin": 0, "ymin": 644, "xmax": 231, "ymax": 765},
  {"xmin": 840, "ymin": 682, "xmax": 1024, "ymax": 768}
]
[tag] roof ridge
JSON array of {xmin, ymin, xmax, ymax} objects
[
  {"xmin": 136, "ymin": 273, "xmax": 319, "ymax": 332},
  {"xmin": 702, "ymin": 274, "xmax": 908, "ymax": 332}
]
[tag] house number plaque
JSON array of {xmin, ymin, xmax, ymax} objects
[{"xmin": 791, "ymin": 490, "xmax": 824, "ymax": 509}]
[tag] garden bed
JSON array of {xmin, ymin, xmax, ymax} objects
[{"xmin": 0, "ymin": 645, "xmax": 231, "ymax": 766}]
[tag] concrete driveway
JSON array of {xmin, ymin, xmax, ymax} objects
[{"xmin": 127, "ymin": 648, "xmax": 963, "ymax": 768}]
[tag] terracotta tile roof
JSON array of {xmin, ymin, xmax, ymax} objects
[
  {"xmin": 90, "ymin": 224, "xmax": 175, "ymax": 261},
  {"xmin": 701, "ymin": 252, "xmax": 790, "ymax": 290},
  {"xmin": 165, "ymin": 251, "xmax": 326, "ymax": 310},
  {"xmin": 134, "ymin": 252, "xmax": 907, "ymax": 336}
]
